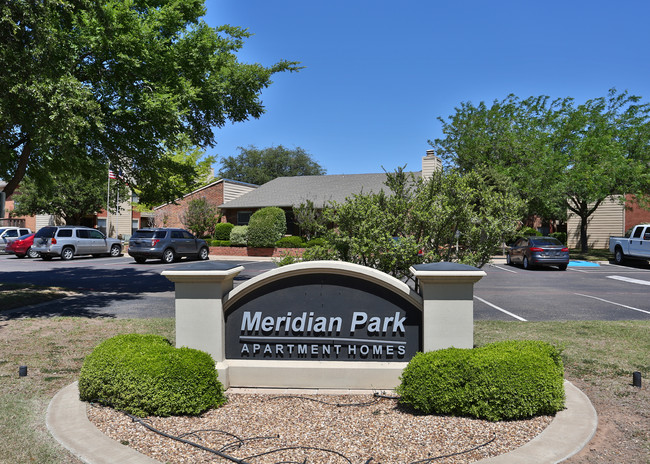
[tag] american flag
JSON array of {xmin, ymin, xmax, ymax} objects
[{"xmin": 108, "ymin": 169, "xmax": 117, "ymax": 179}]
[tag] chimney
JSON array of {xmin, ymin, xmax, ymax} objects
[{"xmin": 422, "ymin": 149, "xmax": 442, "ymax": 180}]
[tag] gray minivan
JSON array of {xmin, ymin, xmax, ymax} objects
[{"xmin": 32, "ymin": 226, "xmax": 122, "ymax": 260}]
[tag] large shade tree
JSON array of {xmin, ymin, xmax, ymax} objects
[
  {"xmin": 0, "ymin": 0, "xmax": 298, "ymax": 206},
  {"xmin": 430, "ymin": 89, "xmax": 650, "ymax": 251},
  {"xmin": 218, "ymin": 145, "xmax": 326, "ymax": 185}
]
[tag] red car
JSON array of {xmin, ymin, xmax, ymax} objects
[{"xmin": 5, "ymin": 233, "xmax": 40, "ymax": 258}]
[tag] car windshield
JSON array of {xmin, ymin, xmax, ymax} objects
[
  {"xmin": 35, "ymin": 227, "xmax": 57, "ymax": 238},
  {"xmin": 132, "ymin": 230, "xmax": 167, "ymax": 239},
  {"xmin": 531, "ymin": 237, "xmax": 562, "ymax": 246},
  {"xmin": 0, "ymin": 228, "xmax": 6, "ymax": 235}
]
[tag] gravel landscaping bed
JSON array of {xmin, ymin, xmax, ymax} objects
[{"xmin": 88, "ymin": 392, "xmax": 553, "ymax": 464}]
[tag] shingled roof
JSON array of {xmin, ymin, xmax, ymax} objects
[{"xmin": 219, "ymin": 172, "xmax": 415, "ymax": 209}]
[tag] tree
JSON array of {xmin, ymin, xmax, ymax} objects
[
  {"xmin": 293, "ymin": 199, "xmax": 327, "ymax": 241},
  {"xmin": 12, "ymin": 163, "xmax": 129, "ymax": 225},
  {"xmin": 181, "ymin": 197, "xmax": 220, "ymax": 238},
  {"xmin": 306, "ymin": 168, "xmax": 524, "ymax": 287},
  {"xmin": 0, "ymin": 1, "xmax": 298, "ymax": 206},
  {"xmin": 218, "ymin": 145, "xmax": 326, "ymax": 185},
  {"xmin": 430, "ymin": 90, "xmax": 650, "ymax": 251}
]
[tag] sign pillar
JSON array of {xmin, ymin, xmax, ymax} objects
[
  {"xmin": 410, "ymin": 263, "xmax": 486, "ymax": 351},
  {"xmin": 162, "ymin": 262, "xmax": 244, "ymax": 366}
]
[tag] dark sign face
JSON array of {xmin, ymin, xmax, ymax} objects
[{"xmin": 224, "ymin": 273, "xmax": 421, "ymax": 362}]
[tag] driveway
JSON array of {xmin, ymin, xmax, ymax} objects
[
  {"xmin": 0, "ymin": 254, "xmax": 276, "ymax": 319},
  {"xmin": 1, "ymin": 254, "xmax": 649, "ymax": 321}
]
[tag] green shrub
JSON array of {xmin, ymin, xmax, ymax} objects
[
  {"xmin": 247, "ymin": 207, "xmax": 287, "ymax": 248},
  {"xmin": 550, "ymin": 232, "xmax": 567, "ymax": 245},
  {"xmin": 301, "ymin": 245, "xmax": 338, "ymax": 261},
  {"xmin": 519, "ymin": 226, "xmax": 541, "ymax": 237},
  {"xmin": 78, "ymin": 334, "xmax": 226, "ymax": 417},
  {"xmin": 210, "ymin": 239, "xmax": 230, "ymax": 247},
  {"xmin": 273, "ymin": 252, "xmax": 300, "ymax": 266},
  {"xmin": 306, "ymin": 237, "xmax": 326, "ymax": 248},
  {"xmin": 396, "ymin": 340, "xmax": 565, "ymax": 421},
  {"xmin": 229, "ymin": 225, "xmax": 248, "ymax": 246},
  {"xmin": 213, "ymin": 223, "xmax": 234, "ymax": 241},
  {"xmin": 275, "ymin": 235, "xmax": 305, "ymax": 248}
]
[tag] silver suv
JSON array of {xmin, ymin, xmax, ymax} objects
[
  {"xmin": 32, "ymin": 226, "xmax": 123, "ymax": 261},
  {"xmin": 0, "ymin": 226, "xmax": 32, "ymax": 252},
  {"xmin": 128, "ymin": 228, "xmax": 209, "ymax": 264}
]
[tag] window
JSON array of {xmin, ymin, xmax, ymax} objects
[
  {"xmin": 182, "ymin": 230, "xmax": 194, "ymax": 239},
  {"xmin": 88, "ymin": 229, "xmax": 105, "ymax": 239},
  {"xmin": 237, "ymin": 211, "xmax": 252, "ymax": 225},
  {"xmin": 633, "ymin": 227, "xmax": 644, "ymax": 238},
  {"xmin": 131, "ymin": 219, "xmax": 139, "ymax": 236},
  {"xmin": 171, "ymin": 231, "xmax": 183, "ymax": 239},
  {"xmin": 57, "ymin": 229, "xmax": 73, "ymax": 238},
  {"xmin": 97, "ymin": 219, "xmax": 107, "ymax": 235},
  {"xmin": 20, "ymin": 229, "xmax": 29, "ymax": 236},
  {"xmin": 76, "ymin": 229, "xmax": 90, "ymax": 239}
]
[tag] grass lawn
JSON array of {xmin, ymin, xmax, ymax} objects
[{"xmin": 0, "ymin": 290, "xmax": 647, "ymax": 463}]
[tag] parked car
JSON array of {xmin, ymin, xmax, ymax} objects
[
  {"xmin": 32, "ymin": 226, "xmax": 123, "ymax": 260},
  {"xmin": 609, "ymin": 224, "xmax": 650, "ymax": 264},
  {"xmin": 0, "ymin": 226, "xmax": 32, "ymax": 253},
  {"xmin": 128, "ymin": 228, "xmax": 210, "ymax": 264},
  {"xmin": 4, "ymin": 233, "xmax": 40, "ymax": 258},
  {"xmin": 507, "ymin": 236, "xmax": 570, "ymax": 270}
]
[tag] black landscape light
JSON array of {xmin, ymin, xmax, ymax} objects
[
  {"xmin": 632, "ymin": 371, "xmax": 642, "ymax": 388},
  {"xmin": 19, "ymin": 365, "xmax": 27, "ymax": 377}
]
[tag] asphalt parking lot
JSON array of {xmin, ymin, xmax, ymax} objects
[{"xmin": 1, "ymin": 253, "xmax": 649, "ymax": 321}]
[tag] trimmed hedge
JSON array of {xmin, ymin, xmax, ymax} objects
[
  {"xmin": 210, "ymin": 239, "xmax": 230, "ymax": 247},
  {"xmin": 213, "ymin": 223, "xmax": 234, "ymax": 241},
  {"xmin": 275, "ymin": 235, "xmax": 305, "ymax": 248},
  {"xmin": 229, "ymin": 225, "xmax": 248, "ymax": 246},
  {"xmin": 306, "ymin": 237, "xmax": 326, "ymax": 248},
  {"xmin": 78, "ymin": 334, "xmax": 226, "ymax": 417},
  {"xmin": 396, "ymin": 340, "xmax": 565, "ymax": 421},
  {"xmin": 550, "ymin": 232, "xmax": 567, "ymax": 245},
  {"xmin": 247, "ymin": 207, "xmax": 287, "ymax": 248}
]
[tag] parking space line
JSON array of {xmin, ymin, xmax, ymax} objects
[
  {"xmin": 606, "ymin": 275, "xmax": 650, "ymax": 286},
  {"xmin": 474, "ymin": 296, "xmax": 527, "ymax": 321},
  {"xmin": 574, "ymin": 293, "xmax": 650, "ymax": 316},
  {"xmin": 488, "ymin": 263, "xmax": 518, "ymax": 273}
]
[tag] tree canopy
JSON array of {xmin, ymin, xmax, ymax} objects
[
  {"xmin": 12, "ymin": 162, "xmax": 128, "ymax": 225},
  {"xmin": 217, "ymin": 145, "xmax": 326, "ymax": 185},
  {"xmin": 0, "ymin": 0, "xmax": 298, "ymax": 204},
  {"xmin": 430, "ymin": 89, "xmax": 650, "ymax": 251}
]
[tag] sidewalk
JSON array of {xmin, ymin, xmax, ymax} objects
[{"xmin": 47, "ymin": 380, "xmax": 597, "ymax": 464}]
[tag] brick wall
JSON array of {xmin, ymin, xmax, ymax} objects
[
  {"xmin": 624, "ymin": 194, "xmax": 650, "ymax": 232},
  {"xmin": 209, "ymin": 246, "xmax": 304, "ymax": 257},
  {"xmin": 155, "ymin": 181, "xmax": 226, "ymax": 228}
]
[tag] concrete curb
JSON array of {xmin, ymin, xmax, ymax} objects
[{"xmin": 47, "ymin": 380, "xmax": 596, "ymax": 464}]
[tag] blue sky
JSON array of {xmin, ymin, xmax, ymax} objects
[{"xmin": 205, "ymin": 1, "xmax": 650, "ymax": 175}]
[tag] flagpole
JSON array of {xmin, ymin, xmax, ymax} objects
[{"xmin": 106, "ymin": 166, "xmax": 111, "ymax": 236}]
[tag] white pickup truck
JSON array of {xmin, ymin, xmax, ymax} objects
[{"xmin": 609, "ymin": 224, "xmax": 650, "ymax": 264}]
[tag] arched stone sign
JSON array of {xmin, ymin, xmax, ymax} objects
[{"xmin": 163, "ymin": 260, "xmax": 485, "ymax": 390}]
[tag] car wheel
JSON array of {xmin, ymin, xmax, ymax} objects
[
  {"xmin": 61, "ymin": 247, "xmax": 74, "ymax": 261},
  {"xmin": 614, "ymin": 247, "xmax": 625, "ymax": 265},
  {"xmin": 161, "ymin": 248, "xmax": 175, "ymax": 264},
  {"xmin": 27, "ymin": 247, "xmax": 40, "ymax": 259},
  {"xmin": 134, "ymin": 257, "xmax": 147, "ymax": 264},
  {"xmin": 558, "ymin": 264, "xmax": 568, "ymax": 271},
  {"xmin": 523, "ymin": 256, "xmax": 532, "ymax": 270},
  {"xmin": 198, "ymin": 247, "xmax": 209, "ymax": 260},
  {"xmin": 110, "ymin": 244, "xmax": 121, "ymax": 257}
]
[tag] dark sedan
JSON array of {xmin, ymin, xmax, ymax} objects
[{"xmin": 507, "ymin": 236, "xmax": 570, "ymax": 270}]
